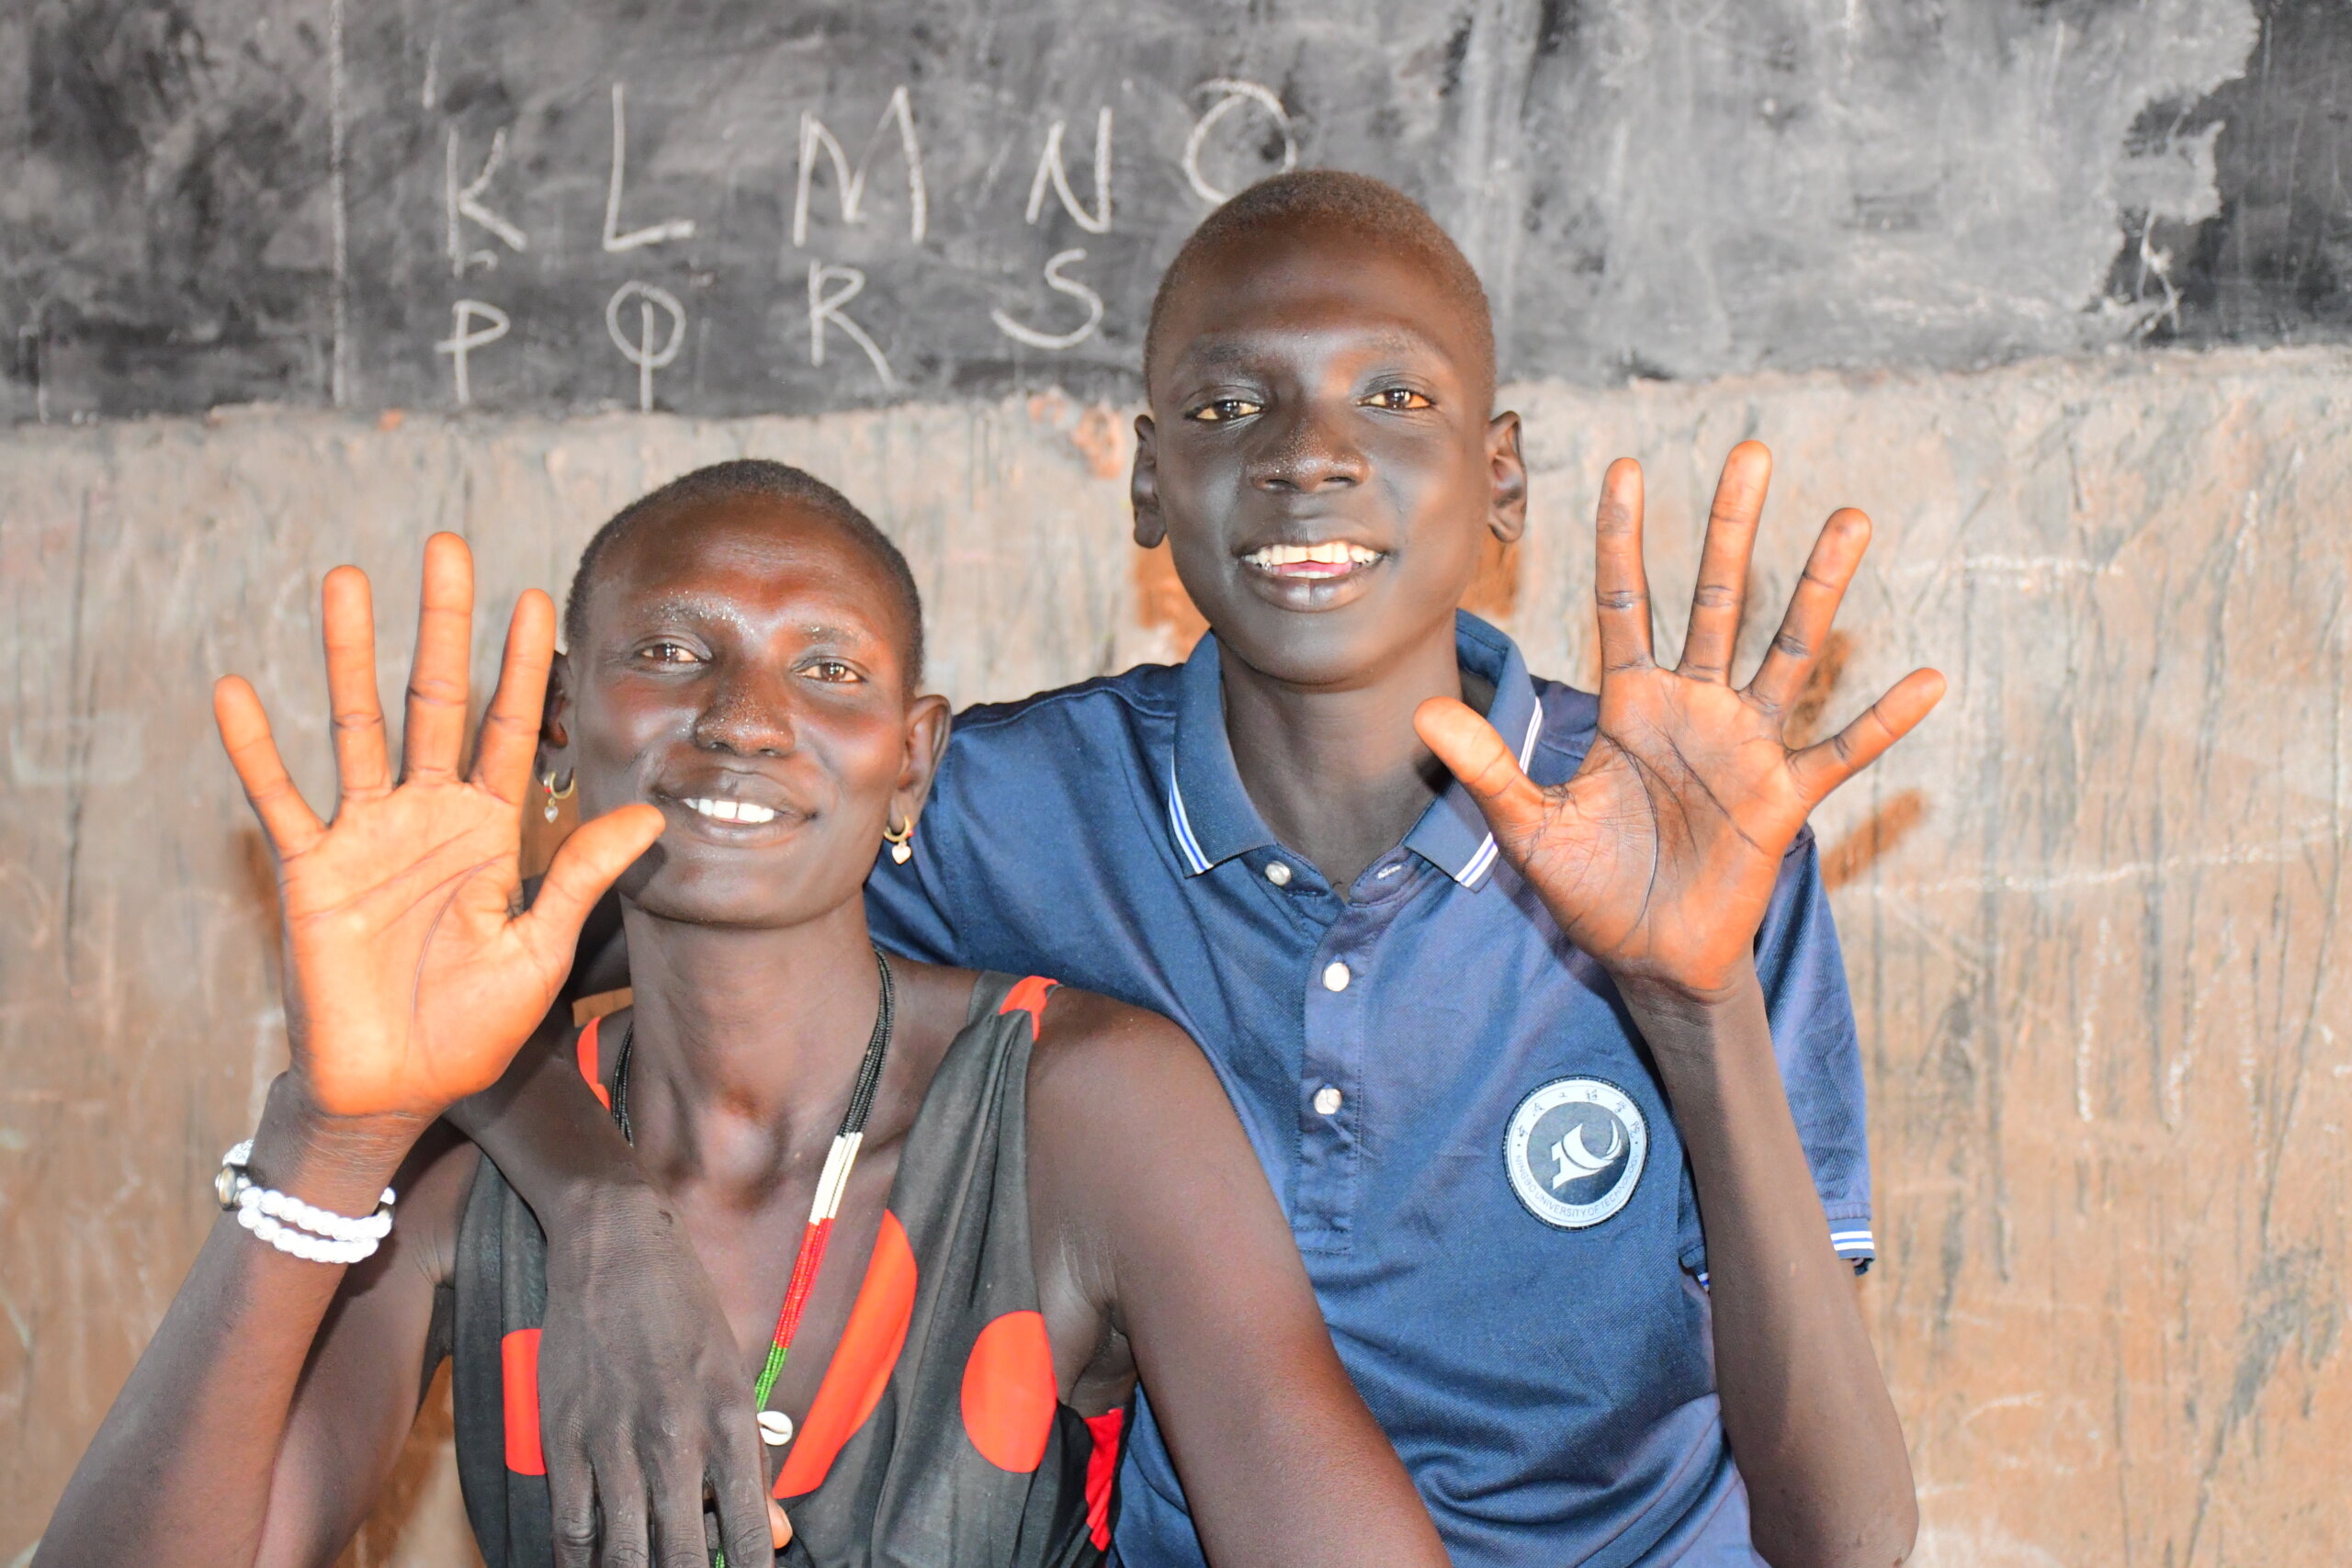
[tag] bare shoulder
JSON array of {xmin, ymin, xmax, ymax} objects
[{"xmin": 1022, "ymin": 986, "xmax": 1238, "ymax": 1162}]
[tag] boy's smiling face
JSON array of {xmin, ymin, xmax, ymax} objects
[{"xmin": 1134, "ymin": 213, "xmax": 1526, "ymax": 688}]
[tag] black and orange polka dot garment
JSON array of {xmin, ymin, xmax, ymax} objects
[{"xmin": 443, "ymin": 973, "xmax": 1128, "ymax": 1567}]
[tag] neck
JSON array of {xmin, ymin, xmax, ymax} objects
[
  {"xmin": 619, "ymin": 897, "xmax": 883, "ymax": 1205},
  {"xmin": 1219, "ymin": 613, "xmax": 1486, "ymax": 896}
]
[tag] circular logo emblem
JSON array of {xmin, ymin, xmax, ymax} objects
[{"xmin": 1505, "ymin": 1078, "xmax": 1646, "ymax": 1229}]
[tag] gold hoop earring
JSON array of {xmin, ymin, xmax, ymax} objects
[
  {"xmin": 883, "ymin": 816, "xmax": 914, "ymax": 865},
  {"xmin": 540, "ymin": 768, "xmax": 576, "ymax": 824}
]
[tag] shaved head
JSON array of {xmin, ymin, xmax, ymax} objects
[{"xmin": 1144, "ymin": 170, "xmax": 1496, "ymax": 401}]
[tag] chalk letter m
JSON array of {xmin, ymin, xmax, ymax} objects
[{"xmin": 794, "ymin": 86, "xmax": 927, "ymax": 249}]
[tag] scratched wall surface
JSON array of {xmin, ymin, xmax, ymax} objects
[{"xmin": 1, "ymin": 350, "xmax": 2347, "ymax": 1564}]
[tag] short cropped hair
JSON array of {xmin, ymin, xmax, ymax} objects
[
  {"xmin": 561, "ymin": 459, "xmax": 924, "ymax": 687},
  {"xmin": 1143, "ymin": 170, "xmax": 1496, "ymax": 398}
]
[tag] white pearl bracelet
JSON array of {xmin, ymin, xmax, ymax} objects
[
  {"xmin": 237, "ymin": 1202, "xmax": 381, "ymax": 1265},
  {"xmin": 237, "ymin": 1181, "xmax": 396, "ymax": 1243},
  {"xmin": 217, "ymin": 1139, "xmax": 398, "ymax": 1265}
]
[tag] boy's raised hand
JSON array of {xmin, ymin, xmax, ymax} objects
[
  {"xmin": 213, "ymin": 533, "xmax": 664, "ymax": 1123},
  {"xmin": 1416, "ymin": 442, "xmax": 1944, "ymax": 1000}
]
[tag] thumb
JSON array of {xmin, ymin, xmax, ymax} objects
[
  {"xmin": 770, "ymin": 1498, "xmax": 794, "ymax": 1550},
  {"xmin": 1415, "ymin": 696, "xmax": 1546, "ymax": 840},
  {"xmin": 517, "ymin": 802, "xmax": 666, "ymax": 964}
]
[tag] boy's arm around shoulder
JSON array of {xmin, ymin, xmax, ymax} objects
[
  {"xmin": 1023, "ymin": 990, "xmax": 1450, "ymax": 1568},
  {"xmin": 444, "ymin": 976, "xmax": 774, "ymax": 1568}
]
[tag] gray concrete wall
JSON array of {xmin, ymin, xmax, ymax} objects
[{"xmin": 3, "ymin": 348, "xmax": 2346, "ymax": 1564}]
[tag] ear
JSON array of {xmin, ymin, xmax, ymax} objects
[
  {"xmin": 1130, "ymin": 413, "xmax": 1166, "ymax": 549},
  {"xmin": 536, "ymin": 649, "xmax": 575, "ymax": 778},
  {"xmin": 890, "ymin": 694, "xmax": 955, "ymax": 829},
  {"xmin": 1487, "ymin": 411, "xmax": 1528, "ymax": 545}
]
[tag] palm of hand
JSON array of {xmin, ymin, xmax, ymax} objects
[
  {"xmin": 1530, "ymin": 671, "xmax": 1815, "ymax": 995},
  {"xmin": 1418, "ymin": 445, "xmax": 1943, "ymax": 999},
  {"xmin": 216, "ymin": 536, "xmax": 663, "ymax": 1123},
  {"xmin": 276, "ymin": 781, "xmax": 562, "ymax": 1117}
]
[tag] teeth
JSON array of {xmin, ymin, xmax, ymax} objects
[
  {"xmin": 684, "ymin": 797, "xmax": 777, "ymax": 825},
  {"xmin": 1247, "ymin": 542, "xmax": 1381, "ymax": 568}
]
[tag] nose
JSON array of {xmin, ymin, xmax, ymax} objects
[
  {"xmin": 690, "ymin": 665, "xmax": 796, "ymax": 757},
  {"xmin": 1246, "ymin": 400, "xmax": 1366, "ymax": 494}
]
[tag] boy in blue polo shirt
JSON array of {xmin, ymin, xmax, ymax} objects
[{"xmin": 463, "ymin": 172, "xmax": 1939, "ymax": 1565}]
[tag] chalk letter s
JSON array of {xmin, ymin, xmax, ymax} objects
[{"xmin": 990, "ymin": 249, "xmax": 1104, "ymax": 351}]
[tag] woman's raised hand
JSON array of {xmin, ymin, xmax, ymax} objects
[{"xmin": 214, "ymin": 533, "xmax": 664, "ymax": 1123}]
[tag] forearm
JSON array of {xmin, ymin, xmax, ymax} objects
[
  {"xmin": 1623, "ymin": 967, "xmax": 1917, "ymax": 1568},
  {"xmin": 36, "ymin": 1079, "xmax": 421, "ymax": 1568},
  {"xmin": 444, "ymin": 1011, "xmax": 651, "ymax": 1219}
]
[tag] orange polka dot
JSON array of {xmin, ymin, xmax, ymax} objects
[
  {"xmin": 960, "ymin": 1310, "xmax": 1057, "ymax": 1472},
  {"xmin": 775, "ymin": 1211, "xmax": 919, "ymax": 1498}
]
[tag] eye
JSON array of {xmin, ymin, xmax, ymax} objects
[
  {"xmin": 639, "ymin": 639, "xmax": 702, "ymax": 665},
  {"xmin": 1187, "ymin": 397, "xmax": 1265, "ymax": 423},
  {"xmin": 802, "ymin": 658, "xmax": 863, "ymax": 683},
  {"xmin": 1363, "ymin": 387, "xmax": 1435, "ymax": 412}
]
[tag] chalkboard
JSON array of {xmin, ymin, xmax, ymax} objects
[{"xmin": 0, "ymin": 0, "xmax": 2332, "ymax": 422}]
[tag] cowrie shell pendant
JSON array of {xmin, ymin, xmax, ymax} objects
[{"xmin": 757, "ymin": 1409, "xmax": 795, "ymax": 1447}]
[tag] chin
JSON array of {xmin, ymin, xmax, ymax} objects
[
  {"xmin": 1204, "ymin": 589, "xmax": 1460, "ymax": 689},
  {"xmin": 617, "ymin": 854, "xmax": 862, "ymax": 931}
]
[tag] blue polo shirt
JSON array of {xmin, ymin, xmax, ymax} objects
[{"xmin": 865, "ymin": 613, "xmax": 1875, "ymax": 1568}]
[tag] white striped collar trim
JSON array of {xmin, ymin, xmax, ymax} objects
[
  {"xmin": 1452, "ymin": 696, "xmax": 1545, "ymax": 889},
  {"xmin": 1167, "ymin": 758, "xmax": 1213, "ymax": 875}
]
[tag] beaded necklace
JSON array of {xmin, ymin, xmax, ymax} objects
[{"xmin": 610, "ymin": 943, "xmax": 897, "ymax": 1447}]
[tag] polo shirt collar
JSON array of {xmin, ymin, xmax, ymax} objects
[{"xmin": 1166, "ymin": 610, "xmax": 1544, "ymax": 889}]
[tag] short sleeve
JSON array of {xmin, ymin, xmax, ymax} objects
[{"xmin": 1676, "ymin": 825, "xmax": 1875, "ymax": 1279}]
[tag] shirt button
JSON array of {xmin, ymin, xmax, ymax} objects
[
  {"xmin": 1313, "ymin": 1085, "xmax": 1343, "ymax": 1116},
  {"xmin": 1322, "ymin": 961, "xmax": 1351, "ymax": 992},
  {"xmin": 1265, "ymin": 861, "xmax": 1293, "ymax": 886}
]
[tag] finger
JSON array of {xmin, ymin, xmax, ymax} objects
[
  {"xmin": 771, "ymin": 1499, "xmax": 796, "ymax": 1550},
  {"xmin": 1788, "ymin": 668, "xmax": 1947, "ymax": 801},
  {"xmin": 655, "ymin": 1469, "xmax": 714, "ymax": 1568},
  {"xmin": 1747, "ymin": 507, "xmax": 1871, "ymax": 714},
  {"xmin": 1677, "ymin": 440, "xmax": 1770, "ymax": 683},
  {"xmin": 472, "ymin": 589, "xmax": 559, "ymax": 807},
  {"xmin": 708, "ymin": 1417, "xmax": 777, "ymax": 1568},
  {"xmin": 517, "ymin": 804, "xmax": 667, "ymax": 962},
  {"xmin": 1592, "ymin": 457, "xmax": 1654, "ymax": 673},
  {"xmin": 547, "ymin": 1440, "xmax": 600, "ymax": 1568},
  {"xmin": 213, "ymin": 675, "xmax": 326, "ymax": 858},
  {"xmin": 401, "ymin": 532, "xmax": 475, "ymax": 784},
  {"xmin": 321, "ymin": 566, "xmax": 391, "ymax": 805},
  {"xmin": 584, "ymin": 1448, "xmax": 650, "ymax": 1568},
  {"xmin": 1414, "ymin": 696, "xmax": 1547, "ymax": 842}
]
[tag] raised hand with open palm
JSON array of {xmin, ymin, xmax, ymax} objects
[
  {"xmin": 214, "ymin": 532, "xmax": 664, "ymax": 1125},
  {"xmin": 1415, "ymin": 441, "xmax": 1943, "ymax": 1003}
]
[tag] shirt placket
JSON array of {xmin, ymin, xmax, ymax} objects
[{"xmin": 1289, "ymin": 866, "xmax": 1411, "ymax": 1255}]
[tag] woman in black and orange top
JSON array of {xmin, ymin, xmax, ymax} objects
[{"xmin": 37, "ymin": 464, "xmax": 1448, "ymax": 1568}]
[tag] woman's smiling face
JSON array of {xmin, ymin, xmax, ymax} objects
[{"xmin": 550, "ymin": 496, "xmax": 939, "ymax": 930}]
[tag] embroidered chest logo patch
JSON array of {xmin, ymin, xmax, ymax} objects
[{"xmin": 1505, "ymin": 1078, "xmax": 1647, "ymax": 1229}]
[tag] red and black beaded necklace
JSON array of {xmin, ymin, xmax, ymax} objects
[{"xmin": 610, "ymin": 943, "xmax": 896, "ymax": 1449}]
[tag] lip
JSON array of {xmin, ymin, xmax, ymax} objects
[
  {"xmin": 652, "ymin": 784, "xmax": 809, "ymax": 840},
  {"xmin": 1234, "ymin": 536, "xmax": 1390, "ymax": 612}
]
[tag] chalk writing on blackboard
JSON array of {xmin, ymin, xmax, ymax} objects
[
  {"xmin": 607, "ymin": 282, "xmax": 686, "ymax": 410},
  {"xmin": 604, "ymin": 83, "xmax": 696, "ymax": 254}
]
